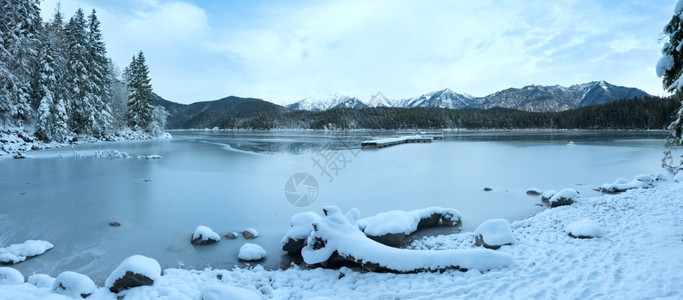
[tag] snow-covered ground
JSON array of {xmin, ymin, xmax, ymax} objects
[{"xmin": 1, "ymin": 178, "xmax": 682, "ymax": 299}]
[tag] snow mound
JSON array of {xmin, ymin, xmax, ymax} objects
[
  {"xmin": 474, "ymin": 219, "xmax": 513, "ymax": 248},
  {"xmin": 27, "ymin": 274, "xmax": 55, "ymax": 289},
  {"xmin": 0, "ymin": 267, "xmax": 24, "ymax": 285},
  {"xmin": 548, "ymin": 188, "xmax": 577, "ymax": 207},
  {"xmin": 93, "ymin": 149, "xmax": 129, "ymax": 159},
  {"xmin": 598, "ymin": 174, "xmax": 655, "ymax": 193},
  {"xmin": 201, "ymin": 284, "xmax": 261, "ymax": 300},
  {"xmin": 52, "ymin": 271, "xmax": 96, "ymax": 298},
  {"xmin": 566, "ymin": 219, "xmax": 602, "ymax": 239},
  {"xmin": 191, "ymin": 226, "xmax": 220, "ymax": 245},
  {"xmin": 357, "ymin": 207, "xmax": 462, "ymax": 236},
  {"xmin": 105, "ymin": 255, "xmax": 161, "ymax": 293},
  {"xmin": 238, "ymin": 243, "xmax": 267, "ymax": 261},
  {"xmin": 302, "ymin": 206, "xmax": 514, "ymax": 272},
  {"xmin": 0, "ymin": 240, "xmax": 54, "ymax": 264}
]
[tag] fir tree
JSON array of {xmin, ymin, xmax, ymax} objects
[
  {"xmin": 34, "ymin": 43, "xmax": 57, "ymax": 142},
  {"xmin": 658, "ymin": 1, "xmax": 683, "ymax": 171},
  {"xmin": 86, "ymin": 9, "xmax": 113, "ymax": 138},
  {"xmin": 64, "ymin": 8, "xmax": 96, "ymax": 135},
  {"xmin": 125, "ymin": 51, "xmax": 153, "ymax": 131}
]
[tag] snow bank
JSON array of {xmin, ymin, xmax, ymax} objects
[
  {"xmin": 474, "ymin": 219, "xmax": 513, "ymax": 249},
  {"xmin": 52, "ymin": 271, "xmax": 96, "ymax": 298},
  {"xmin": 201, "ymin": 285, "xmax": 261, "ymax": 300},
  {"xmin": 0, "ymin": 240, "xmax": 54, "ymax": 264},
  {"xmin": 93, "ymin": 150, "xmax": 129, "ymax": 159},
  {"xmin": 105, "ymin": 255, "xmax": 161, "ymax": 293},
  {"xmin": 191, "ymin": 226, "xmax": 220, "ymax": 245},
  {"xmin": 547, "ymin": 188, "xmax": 578, "ymax": 207},
  {"xmin": 27, "ymin": 274, "xmax": 55, "ymax": 289},
  {"xmin": 302, "ymin": 206, "xmax": 513, "ymax": 272},
  {"xmin": 565, "ymin": 219, "xmax": 601, "ymax": 238},
  {"xmin": 238, "ymin": 243, "xmax": 267, "ymax": 261},
  {"xmin": 357, "ymin": 207, "xmax": 462, "ymax": 236},
  {"xmin": 598, "ymin": 174, "xmax": 655, "ymax": 193},
  {"xmin": 0, "ymin": 267, "xmax": 24, "ymax": 285}
]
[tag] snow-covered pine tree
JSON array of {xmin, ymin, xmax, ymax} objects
[
  {"xmin": 107, "ymin": 60, "xmax": 129, "ymax": 131},
  {"xmin": 45, "ymin": 6, "xmax": 69, "ymax": 142},
  {"xmin": 34, "ymin": 43, "xmax": 57, "ymax": 142},
  {"xmin": 64, "ymin": 8, "xmax": 96, "ymax": 136},
  {"xmin": 86, "ymin": 9, "xmax": 113, "ymax": 138},
  {"xmin": 658, "ymin": 0, "xmax": 683, "ymax": 171},
  {"xmin": 125, "ymin": 51, "xmax": 153, "ymax": 131},
  {"xmin": 0, "ymin": 0, "xmax": 41, "ymax": 126}
]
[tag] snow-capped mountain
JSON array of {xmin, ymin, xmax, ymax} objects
[
  {"xmin": 366, "ymin": 91, "xmax": 394, "ymax": 107},
  {"xmin": 285, "ymin": 81, "xmax": 649, "ymax": 112},
  {"xmin": 285, "ymin": 94, "xmax": 367, "ymax": 112},
  {"xmin": 397, "ymin": 88, "xmax": 475, "ymax": 109},
  {"xmin": 472, "ymin": 81, "xmax": 649, "ymax": 112}
]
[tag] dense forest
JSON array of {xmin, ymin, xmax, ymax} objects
[
  {"xmin": 208, "ymin": 96, "xmax": 678, "ymax": 130},
  {"xmin": 0, "ymin": 0, "xmax": 164, "ymax": 144}
]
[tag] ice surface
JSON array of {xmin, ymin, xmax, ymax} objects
[
  {"xmin": 0, "ymin": 240, "xmax": 54, "ymax": 264},
  {"xmin": 104, "ymin": 255, "xmax": 161, "ymax": 290},
  {"xmin": 238, "ymin": 243, "xmax": 267, "ymax": 261},
  {"xmin": 0, "ymin": 267, "xmax": 24, "ymax": 285},
  {"xmin": 475, "ymin": 219, "xmax": 513, "ymax": 246},
  {"xmin": 566, "ymin": 219, "xmax": 601, "ymax": 238}
]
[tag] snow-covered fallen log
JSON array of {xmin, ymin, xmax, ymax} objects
[
  {"xmin": 0, "ymin": 240, "xmax": 54, "ymax": 265},
  {"xmin": 301, "ymin": 206, "xmax": 514, "ymax": 273}
]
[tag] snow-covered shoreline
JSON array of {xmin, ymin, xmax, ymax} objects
[
  {"xmin": 0, "ymin": 127, "xmax": 170, "ymax": 159},
  {"xmin": 1, "ymin": 177, "xmax": 681, "ymax": 299}
]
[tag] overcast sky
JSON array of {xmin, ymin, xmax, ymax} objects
[{"xmin": 40, "ymin": 0, "xmax": 674, "ymax": 105}]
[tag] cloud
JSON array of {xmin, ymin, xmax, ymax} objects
[{"xmin": 41, "ymin": 0, "xmax": 674, "ymax": 103}]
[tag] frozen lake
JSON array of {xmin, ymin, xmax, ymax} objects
[{"xmin": 0, "ymin": 130, "xmax": 667, "ymax": 284}]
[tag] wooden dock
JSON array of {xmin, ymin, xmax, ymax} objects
[{"xmin": 361, "ymin": 135, "xmax": 434, "ymax": 149}]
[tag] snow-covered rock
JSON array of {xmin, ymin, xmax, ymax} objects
[
  {"xmin": 93, "ymin": 149, "xmax": 129, "ymax": 159},
  {"xmin": 191, "ymin": 226, "xmax": 220, "ymax": 245},
  {"xmin": 301, "ymin": 206, "xmax": 514, "ymax": 272},
  {"xmin": 27, "ymin": 274, "xmax": 55, "ymax": 289},
  {"xmin": 52, "ymin": 271, "xmax": 96, "ymax": 298},
  {"xmin": 138, "ymin": 154, "xmax": 163, "ymax": 159},
  {"xmin": 281, "ymin": 212, "xmax": 321, "ymax": 255},
  {"xmin": 357, "ymin": 207, "xmax": 462, "ymax": 247},
  {"xmin": 526, "ymin": 188, "xmax": 542, "ymax": 195},
  {"xmin": 548, "ymin": 188, "xmax": 578, "ymax": 207},
  {"xmin": 566, "ymin": 219, "xmax": 602, "ymax": 239},
  {"xmin": 0, "ymin": 240, "xmax": 54, "ymax": 264},
  {"xmin": 598, "ymin": 174, "xmax": 655, "ymax": 193},
  {"xmin": 201, "ymin": 284, "xmax": 261, "ymax": 300},
  {"xmin": 238, "ymin": 243, "xmax": 267, "ymax": 261},
  {"xmin": 540, "ymin": 190, "xmax": 556, "ymax": 201},
  {"xmin": 223, "ymin": 232, "xmax": 239, "ymax": 239},
  {"xmin": 0, "ymin": 267, "xmax": 24, "ymax": 285},
  {"xmin": 242, "ymin": 228, "xmax": 259, "ymax": 239},
  {"xmin": 105, "ymin": 255, "xmax": 161, "ymax": 293},
  {"xmin": 474, "ymin": 219, "xmax": 514, "ymax": 249}
]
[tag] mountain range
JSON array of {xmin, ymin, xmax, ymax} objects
[
  {"xmin": 152, "ymin": 81, "xmax": 651, "ymax": 129},
  {"xmin": 285, "ymin": 81, "xmax": 649, "ymax": 112}
]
